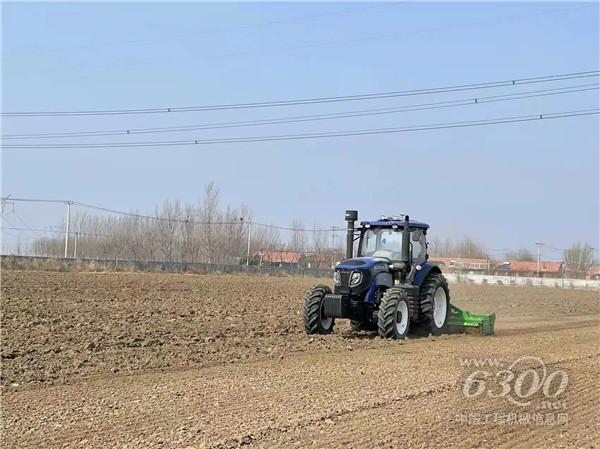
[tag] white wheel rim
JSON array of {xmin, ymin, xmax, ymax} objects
[
  {"xmin": 433, "ymin": 287, "xmax": 447, "ymax": 328},
  {"xmin": 395, "ymin": 301, "xmax": 408, "ymax": 335},
  {"xmin": 320, "ymin": 303, "xmax": 333, "ymax": 329}
]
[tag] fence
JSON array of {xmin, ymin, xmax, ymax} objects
[
  {"xmin": 0, "ymin": 255, "xmax": 333, "ymax": 278},
  {"xmin": 3, "ymin": 255, "xmax": 599, "ymax": 290}
]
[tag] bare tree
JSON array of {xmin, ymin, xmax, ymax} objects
[
  {"xmin": 309, "ymin": 226, "xmax": 328, "ymax": 268},
  {"xmin": 252, "ymin": 224, "xmax": 281, "ymax": 258},
  {"xmin": 27, "ymin": 182, "xmax": 331, "ymax": 266},
  {"xmin": 289, "ymin": 219, "xmax": 307, "ymax": 254},
  {"xmin": 564, "ymin": 242, "xmax": 594, "ymax": 274},
  {"xmin": 155, "ymin": 200, "xmax": 181, "ymax": 262},
  {"xmin": 199, "ymin": 182, "xmax": 219, "ymax": 263},
  {"xmin": 429, "ymin": 237, "xmax": 453, "ymax": 257},
  {"xmin": 180, "ymin": 204, "xmax": 199, "ymax": 263},
  {"xmin": 429, "ymin": 236, "xmax": 487, "ymax": 259}
]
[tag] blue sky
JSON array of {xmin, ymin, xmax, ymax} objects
[{"xmin": 1, "ymin": 1, "xmax": 599, "ymax": 259}]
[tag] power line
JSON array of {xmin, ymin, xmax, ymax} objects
[
  {"xmin": 1, "ymin": 230, "xmax": 40, "ymax": 245},
  {"xmin": 74, "ymin": 201, "xmax": 345, "ymax": 232},
  {"xmin": 1, "ymin": 230, "xmax": 21, "ymax": 240},
  {"xmin": 2, "ymin": 71, "xmax": 598, "ymax": 117},
  {"xmin": 4, "ymin": 212, "xmax": 48, "ymax": 239},
  {"xmin": 544, "ymin": 244, "xmax": 567, "ymax": 252},
  {"xmin": 73, "ymin": 200, "xmax": 250, "ymax": 226},
  {"xmin": 1, "ymin": 226, "xmax": 114, "ymax": 239},
  {"xmin": 4, "ymin": 83, "xmax": 597, "ymax": 140},
  {"xmin": 0, "ymin": 197, "xmax": 346, "ymax": 233},
  {"xmin": 0, "ymin": 197, "xmax": 71, "ymax": 205},
  {"xmin": 4, "ymin": 109, "xmax": 598, "ymax": 149},
  {"xmin": 1, "ymin": 217, "xmax": 34, "ymax": 236}
]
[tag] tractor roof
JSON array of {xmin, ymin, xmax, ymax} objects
[{"xmin": 360, "ymin": 218, "xmax": 429, "ymax": 230}]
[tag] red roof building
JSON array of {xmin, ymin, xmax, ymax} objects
[
  {"xmin": 495, "ymin": 260, "xmax": 563, "ymax": 277},
  {"xmin": 431, "ymin": 257, "xmax": 565, "ymax": 278},
  {"xmin": 254, "ymin": 251, "xmax": 302, "ymax": 265}
]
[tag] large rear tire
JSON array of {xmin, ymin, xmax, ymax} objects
[
  {"xmin": 377, "ymin": 288, "xmax": 411, "ymax": 339},
  {"xmin": 420, "ymin": 273, "xmax": 451, "ymax": 336},
  {"xmin": 303, "ymin": 285, "xmax": 335, "ymax": 335}
]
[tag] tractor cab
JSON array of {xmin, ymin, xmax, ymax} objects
[
  {"xmin": 335, "ymin": 213, "xmax": 432, "ymax": 291},
  {"xmin": 357, "ymin": 216, "xmax": 429, "ymax": 264}
]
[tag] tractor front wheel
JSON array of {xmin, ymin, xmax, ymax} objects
[
  {"xmin": 377, "ymin": 288, "xmax": 411, "ymax": 339},
  {"xmin": 303, "ymin": 285, "xmax": 335, "ymax": 335}
]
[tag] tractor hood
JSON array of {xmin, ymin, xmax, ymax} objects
[
  {"xmin": 336, "ymin": 257, "xmax": 389, "ymax": 270},
  {"xmin": 334, "ymin": 257, "xmax": 392, "ymax": 297}
]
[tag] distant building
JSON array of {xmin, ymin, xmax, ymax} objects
[
  {"xmin": 495, "ymin": 260, "xmax": 563, "ymax": 278},
  {"xmin": 429, "ymin": 257, "xmax": 494, "ymax": 273},
  {"xmin": 253, "ymin": 250, "xmax": 340, "ymax": 269},
  {"xmin": 430, "ymin": 257, "xmax": 566, "ymax": 278},
  {"xmin": 254, "ymin": 250, "xmax": 302, "ymax": 267}
]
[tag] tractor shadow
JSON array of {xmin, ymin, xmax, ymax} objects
[
  {"xmin": 340, "ymin": 332, "xmax": 379, "ymax": 340},
  {"xmin": 339, "ymin": 329, "xmax": 432, "ymax": 340}
]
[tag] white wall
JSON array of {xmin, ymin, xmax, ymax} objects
[{"xmin": 444, "ymin": 273, "xmax": 600, "ymax": 290}]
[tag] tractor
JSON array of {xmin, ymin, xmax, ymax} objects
[{"xmin": 303, "ymin": 210, "xmax": 495, "ymax": 339}]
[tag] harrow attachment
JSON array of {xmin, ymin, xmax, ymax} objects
[{"xmin": 447, "ymin": 304, "xmax": 496, "ymax": 336}]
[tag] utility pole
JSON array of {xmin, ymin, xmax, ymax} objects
[
  {"xmin": 239, "ymin": 217, "xmax": 244, "ymax": 264},
  {"xmin": 1, "ymin": 194, "xmax": 11, "ymax": 214},
  {"xmin": 64, "ymin": 201, "xmax": 72, "ymax": 258},
  {"xmin": 74, "ymin": 230, "xmax": 79, "ymax": 259},
  {"xmin": 535, "ymin": 242, "xmax": 544, "ymax": 284},
  {"xmin": 246, "ymin": 221, "xmax": 252, "ymax": 266}
]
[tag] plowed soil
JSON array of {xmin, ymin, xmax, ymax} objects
[{"xmin": 2, "ymin": 271, "xmax": 599, "ymax": 448}]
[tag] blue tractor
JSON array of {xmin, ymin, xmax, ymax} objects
[{"xmin": 304, "ymin": 210, "xmax": 451, "ymax": 339}]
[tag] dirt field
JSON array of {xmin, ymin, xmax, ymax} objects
[{"xmin": 2, "ymin": 271, "xmax": 599, "ymax": 448}]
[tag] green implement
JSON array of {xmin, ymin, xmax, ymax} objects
[{"xmin": 447, "ymin": 304, "xmax": 496, "ymax": 336}]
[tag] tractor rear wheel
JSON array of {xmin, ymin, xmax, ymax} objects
[
  {"xmin": 420, "ymin": 273, "xmax": 451, "ymax": 336},
  {"xmin": 303, "ymin": 285, "xmax": 335, "ymax": 335},
  {"xmin": 377, "ymin": 288, "xmax": 411, "ymax": 339}
]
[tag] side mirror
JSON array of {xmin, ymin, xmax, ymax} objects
[{"xmin": 411, "ymin": 230, "xmax": 421, "ymax": 242}]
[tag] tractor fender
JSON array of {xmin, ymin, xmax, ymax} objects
[
  {"xmin": 414, "ymin": 262, "xmax": 442, "ymax": 286},
  {"xmin": 365, "ymin": 271, "xmax": 393, "ymax": 302}
]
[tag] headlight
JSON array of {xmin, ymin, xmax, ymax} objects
[
  {"xmin": 334, "ymin": 271, "xmax": 341, "ymax": 286},
  {"xmin": 350, "ymin": 271, "xmax": 363, "ymax": 286}
]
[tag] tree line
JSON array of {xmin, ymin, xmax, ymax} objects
[
  {"xmin": 31, "ymin": 183, "xmax": 345, "ymax": 267},
  {"xmin": 26, "ymin": 182, "xmax": 596, "ymax": 273}
]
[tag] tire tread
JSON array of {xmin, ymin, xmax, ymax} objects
[{"xmin": 303, "ymin": 284, "xmax": 333, "ymax": 335}]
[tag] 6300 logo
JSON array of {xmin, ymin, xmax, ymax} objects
[{"xmin": 461, "ymin": 356, "xmax": 569, "ymax": 408}]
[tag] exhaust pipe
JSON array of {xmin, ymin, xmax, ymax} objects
[
  {"xmin": 345, "ymin": 210, "xmax": 358, "ymax": 260},
  {"xmin": 401, "ymin": 215, "xmax": 410, "ymax": 263}
]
